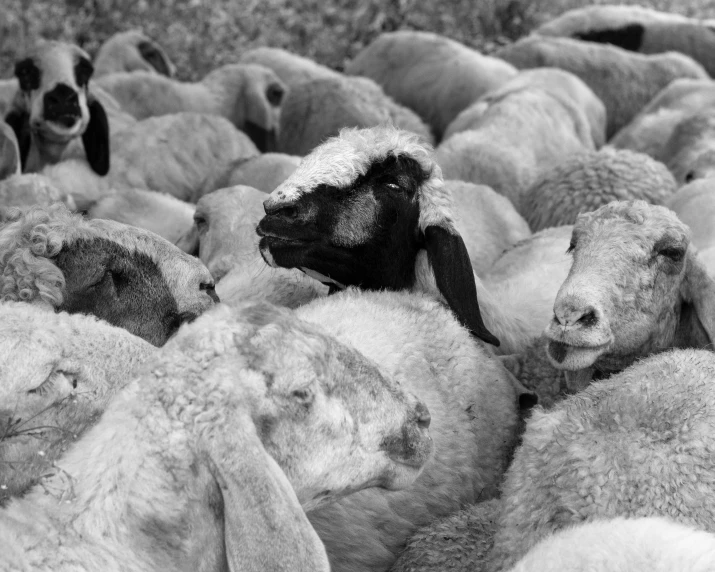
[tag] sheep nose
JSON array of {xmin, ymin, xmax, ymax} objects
[
  {"xmin": 43, "ymin": 83, "xmax": 80, "ymax": 122},
  {"xmin": 553, "ymin": 302, "xmax": 600, "ymax": 328},
  {"xmin": 415, "ymin": 402, "xmax": 431, "ymax": 429},
  {"xmin": 263, "ymin": 199, "xmax": 299, "ymax": 220}
]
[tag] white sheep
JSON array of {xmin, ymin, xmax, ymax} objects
[
  {"xmin": 609, "ymin": 78, "xmax": 715, "ymax": 159},
  {"xmin": 5, "ymin": 40, "xmax": 110, "ymax": 175},
  {"xmin": 535, "ymin": 4, "xmax": 715, "ymax": 77},
  {"xmin": 200, "ymin": 152, "xmax": 301, "ymax": 195},
  {"xmin": 0, "ymin": 78, "xmax": 17, "ymax": 118},
  {"xmin": 0, "ymin": 203, "xmax": 217, "ymax": 346},
  {"xmin": 494, "ymin": 35, "xmax": 709, "ymax": 138},
  {"xmin": 435, "ymin": 86, "xmax": 595, "ymax": 207},
  {"xmin": 488, "ymin": 348, "xmax": 715, "ymax": 570},
  {"xmin": 0, "ymin": 121, "xmax": 20, "ymax": 181},
  {"xmin": 345, "ymin": 30, "xmax": 518, "ymax": 140},
  {"xmin": 1, "ymin": 300, "xmax": 434, "ymax": 571},
  {"xmin": 443, "ymin": 67, "xmax": 607, "ymax": 148},
  {"xmin": 520, "ymin": 147, "xmax": 677, "ymax": 230},
  {"xmin": 0, "ymin": 174, "xmax": 76, "ymax": 221},
  {"xmin": 661, "ymin": 109, "xmax": 715, "ymax": 184},
  {"xmin": 508, "ymin": 516, "xmax": 715, "ymax": 572},
  {"xmin": 85, "ymin": 187, "xmax": 195, "ymax": 244},
  {"xmin": 0, "ymin": 301, "xmax": 155, "ymax": 503},
  {"xmin": 666, "ymin": 178, "xmax": 715, "ymax": 268},
  {"xmin": 238, "ymin": 46, "xmax": 338, "ymax": 87},
  {"xmin": 92, "ymin": 29, "xmax": 175, "ymax": 77},
  {"xmin": 298, "ymin": 288, "xmax": 521, "ymax": 572},
  {"xmin": 96, "ymin": 63, "xmax": 285, "ymax": 151},
  {"xmin": 257, "ymin": 125, "xmax": 571, "ymax": 354}
]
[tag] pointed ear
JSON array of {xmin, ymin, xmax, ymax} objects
[
  {"xmin": 678, "ymin": 250, "xmax": 715, "ymax": 348},
  {"xmin": 0, "ymin": 121, "xmax": 21, "ymax": 179},
  {"xmin": 175, "ymin": 224, "xmax": 200, "ymax": 255},
  {"xmin": 82, "ymin": 95, "xmax": 110, "ymax": 176},
  {"xmin": 423, "ymin": 224, "xmax": 500, "ymax": 346},
  {"xmin": 4, "ymin": 108, "xmax": 31, "ymax": 171},
  {"xmin": 204, "ymin": 415, "xmax": 330, "ymax": 572}
]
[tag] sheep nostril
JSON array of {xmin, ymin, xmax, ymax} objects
[{"xmin": 578, "ymin": 310, "xmax": 598, "ymax": 327}]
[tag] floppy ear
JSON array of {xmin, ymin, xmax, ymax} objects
[
  {"xmin": 423, "ymin": 224, "xmax": 500, "ymax": 346},
  {"xmin": 678, "ymin": 250, "xmax": 715, "ymax": 348},
  {"xmin": 204, "ymin": 414, "xmax": 330, "ymax": 572},
  {"xmin": 175, "ymin": 224, "xmax": 200, "ymax": 255},
  {"xmin": 0, "ymin": 121, "xmax": 21, "ymax": 179},
  {"xmin": 4, "ymin": 108, "xmax": 31, "ymax": 172},
  {"xmin": 573, "ymin": 23, "xmax": 645, "ymax": 51},
  {"xmin": 82, "ymin": 94, "xmax": 110, "ymax": 176},
  {"xmin": 138, "ymin": 40, "xmax": 173, "ymax": 77}
]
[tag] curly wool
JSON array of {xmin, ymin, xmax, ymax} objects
[{"xmin": 521, "ymin": 147, "xmax": 677, "ymax": 231}]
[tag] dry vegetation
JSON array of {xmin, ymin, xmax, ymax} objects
[{"xmin": 3, "ymin": 0, "xmax": 715, "ymax": 81}]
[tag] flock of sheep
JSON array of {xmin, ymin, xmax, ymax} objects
[{"xmin": 3, "ymin": 2, "xmax": 715, "ymax": 571}]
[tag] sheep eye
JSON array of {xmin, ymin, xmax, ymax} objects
[
  {"xmin": 684, "ymin": 172, "xmax": 696, "ymax": 184},
  {"xmin": 266, "ymin": 83, "xmax": 284, "ymax": 107},
  {"xmin": 194, "ymin": 215, "xmax": 208, "ymax": 232},
  {"xmin": 385, "ymin": 182, "xmax": 401, "ymax": 191},
  {"xmin": 566, "ymin": 240, "xmax": 576, "ymax": 254},
  {"xmin": 658, "ymin": 246, "xmax": 685, "ymax": 261}
]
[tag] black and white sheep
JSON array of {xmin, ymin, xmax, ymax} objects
[{"xmin": 92, "ymin": 29, "xmax": 175, "ymax": 78}]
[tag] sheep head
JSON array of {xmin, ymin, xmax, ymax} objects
[
  {"xmin": 545, "ymin": 200, "xmax": 715, "ymax": 375},
  {"xmin": 93, "ymin": 29, "xmax": 175, "ymax": 78},
  {"xmin": 5, "ymin": 40, "xmax": 110, "ymax": 175},
  {"xmin": 256, "ymin": 126, "xmax": 499, "ymax": 346}
]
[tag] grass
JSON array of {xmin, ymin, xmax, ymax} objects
[{"xmin": 3, "ymin": 0, "xmax": 715, "ymax": 81}]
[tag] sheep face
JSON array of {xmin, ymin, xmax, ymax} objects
[
  {"xmin": 544, "ymin": 200, "xmax": 702, "ymax": 373},
  {"xmin": 239, "ymin": 65, "xmax": 284, "ymax": 153},
  {"xmin": 94, "ymin": 30, "xmax": 175, "ymax": 77},
  {"xmin": 5, "ymin": 41, "xmax": 110, "ymax": 175},
  {"xmin": 256, "ymin": 126, "xmax": 499, "ymax": 346}
]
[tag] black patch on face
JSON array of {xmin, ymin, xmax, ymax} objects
[
  {"xmin": 14, "ymin": 58, "xmax": 40, "ymax": 92},
  {"xmin": 74, "ymin": 57, "xmax": 94, "ymax": 88},
  {"xmin": 54, "ymin": 237, "xmax": 185, "ymax": 346},
  {"xmin": 257, "ymin": 154, "xmax": 427, "ymax": 291},
  {"xmin": 573, "ymin": 23, "xmax": 645, "ymax": 52},
  {"xmin": 43, "ymin": 83, "xmax": 81, "ymax": 126},
  {"xmin": 244, "ymin": 121, "xmax": 277, "ymax": 153},
  {"xmin": 138, "ymin": 40, "xmax": 172, "ymax": 77},
  {"xmin": 266, "ymin": 83, "xmax": 284, "ymax": 107}
]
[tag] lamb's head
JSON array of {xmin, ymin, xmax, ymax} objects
[
  {"xmin": 0, "ymin": 203, "xmax": 218, "ymax": 346},
  {"xmin": 4, "ymin": 40, "xmax": 110, "ymax": 175},
  {"xmin": 93, "ymin": 29, "xmax": 175, "ymax": 77},
  {"xmin": 664, "ymin": 110, "xmax": 715, "ymax": 185},
  {"xmin": 169, "ymin": 301, "xmax": 434, "ymax": 511},
  {"xmin": 545, "ymin": 200, "xmax": 715, "ymax": 376},
  {"xmin": 256, "ymin": 125, "xmax": 499, "ymax": 346},
  {"xmin": 0, "ymin": 301, "xmax": 154, "ymax": 501}
]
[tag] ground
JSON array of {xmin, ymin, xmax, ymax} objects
[{"xmin": 3, "ymin": 0, "xmax": 715, "ymax": 82}]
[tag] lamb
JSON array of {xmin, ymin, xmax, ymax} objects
[
  {"xmin": 520, "ymin": 147, "xmax": 677, "ymax": 231},
  {"xmin": 0, "ymin": 203, "xmax": 218, "ymax": 346},
  {"xmin": 507, "ymin": 516, "xmax": 715, "ymax": 572},
  {"xmin": 96, "ymin": 63, "xmax": 286, "ymax": 151},
  {"xmin": 297, "ymin": 288, "xmax": 522, "ymax": 572},
  {"xmin": 0, "ymin": 300, "xmax": 434, "ymax": 571},
  {"xmin": 0, "ymin": 174, "xmax": 76, "ymax": 221},
  {"xmin": 494, "ymin": 35, "xmax": 709, "ymax": 137},
  {"xmin": 660, "ymin": 109, "xmax": 715, "ymax": 184},
  {"xmin": 85, "ymin": 187, "xmax": 195, "ymax": 244},
  {"xmin": 4, "ymin": 40, "xmax": 109, "ymax": 175},
  {"xmin": 0, "ymin": 301, "xmax": 155, "ymax": 503},
  {"xmin": 535, "ymin": 4, "xmax": 715, "ymax": 77},
  {"xmin": 609, "ymin": 78, "xmax": 715, "ymax": 158},
  {"xmin": 435, "ymin": 85, "xmax": 595, "ymax": 207},
  {"xmin": 278, "ymin": 75, "xmax": 434, "ymax": 155},
  {"xmin": 257, "ymin": 125, "xmax": 571, "ymax": 354},
  {"xmin": 488, "ymin": 348, "xmax": 715, "ymax": 570},
  {"xmin": 198, "ymin": 152, "xmax": 301, "ymax": 195},
  {"xmin": 443, "ymin": 67, "xmax": 607, "ymax": 148},
  {"xmin": 0, "ymin": 121, "xmax": 20, "ymax": 180},
  {"xmin": 92, "ymin": 29, "xmax": 175, "ymax": 78},
  {"xmin": 345, "ymin": 30, "xmax": 517, "ymax": 140}
]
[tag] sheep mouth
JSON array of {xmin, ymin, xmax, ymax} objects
[
  {"xmin": 34, "ymin": 117, "xmax": 84, "ymax": 141},
  {"xmin": 546, "ymin": 339, "xmax": 611, "ymax": 370}
]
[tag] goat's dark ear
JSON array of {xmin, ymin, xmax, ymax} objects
[
  {"xmin": 423, "ymin": 224, "xmax": 500, "ymax": 346},
  {"xmin": 82, "ymin": 95, "xmax": 110, "ymax": 176},
  {"xmin": 4, "ymin": 108, "xmax": 31, "ymax": 172},
  {"xmin": 138, "ymin": 40, "xmax": 172, "ymax": 77}
]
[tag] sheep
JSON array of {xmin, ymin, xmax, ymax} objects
[
  {"xmin": 176, "ymin": 185, "xmax": 328, "ymax": 308},
  {"xmin": 239, "ymin": 46, "xmax": 338, "ymax": 87},
  {"xmin": 297, "ymin": 287, "xmax": 521, "ymax": 572},
  {"xmin": 609, "ymin": 78, "xmax": 715, "ymax": 158},
  {"xmin": 661, "ymin": 109, "xmax": 715, "ymax": 184},
  {"xmin": 1, "ymin": 299, "xmax": 434, "ymax": 571},
  {"xmin": 488, "ymin": 348, "xmax": 715, "ymax": 570},
  {"xmin": 520, "ymin": 147, "xmax": 677, "ymax": 231},
  {"xmin": 542, "ymin": 200, "xmax": 715, "ymax": 391},
  {"xmin": 0, "ymin": 79, "xmax": 17, "ymax": 118},
  {"xmin": 257, "ymin": 125, "xmax": 571, "ymax": 354},
  {"xmin": 4, "ymin": 40, "xmax": 110, "ymax": 175},
  {"xmin": 435, "ymin": 86, "xmax": 595, "ymax": 207},
  {"xmin": 0, "ymin": 120, "xmax": 20, "ymax": 180},
  {"xmin": 535, "ymin": 4, "xmax": 715, "ymax": 77},
  {"xmin": 666, "ymin": 178, "xmax": 715, "ymax": 259},
  {"xmin": 199, "ymin": 152, "xmax": 301, "ymax": 195},
  {"xmin": 345, "ymin": 30, "xmax": 517, "ymax": 140},
  {"xmin": 494, "ymin": 35, "xmax": 709, "ymax": 138},
  {"xmin": 0, "ymin": 174, "xmax": 76, "ymax": 221},
  {"xmin": 85, "ymin": 187, "xmax": 195, "ymax": 244},
  {"xmin": 507, "ymin": 516, "xmax": 715, "ymax": 572},
  {"xmin": 443, "ymin": 67, "xmax": 607, "ymax": 148},
  {"xmin": 0, "ymin": 203, "xmax": 218, "ymax": 346},
  {"xmin": 92, "ymin": 29, "xmax": 175, "ymax": 78},
  {"xmin": 278, "ymin": 75, "xmax": 434, "ymax": 155},
  {"xmin": 0, "ymin": 301, "xmax": 155, "ymax": 503},
  {"xmin": 96, "ymin": 63, "xmax": 285, "ymax": 151}
]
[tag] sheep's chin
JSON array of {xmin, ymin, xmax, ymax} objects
[
  {"xmin": 546, "ymin": 340, "xmax": 610, "ymax": 371},
  {"xmin": 34, "ymin": 118, "xmax": 85, "ymax": 142},
  {"xmin": 381, "ymin": 461, "xmax": 426, "ymax": 491}
]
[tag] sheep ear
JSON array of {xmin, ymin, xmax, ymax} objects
[
  {"xmin": 573, "ymin": 23, "xmax": 645, "ymax": 51},
  {"xmin": 0, "ymin": 121, "xmax": 21, "ymax": 179},
  {"xmin": 678, "ymin": 250, "xmax": 715, "ymax": 347},
  {"xmin": 175, "ymin": 225, "xmax": 200, "ymax": 255},
  {"xmin": 205, "ymin": 419, "xmax": 330, "ymax": 572},
  {"xmin": 4, "ymin": 108, "xmax": 31, "ymax": 171},
  {"xmin": 423, "ymin": 224, "xmax": 500, "ymax": 346},
  {"xmin": 82, "ymin": 95, "xmax": 110, "ymax": 176},
  {"xmin": 138, "ymin": 40, "xmax": 173, "ymax": 77}
]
